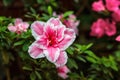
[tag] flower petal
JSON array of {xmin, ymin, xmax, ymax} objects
[
  {"xmin": 15, "ymin": 18, "xmax": 23, "ymax": 25},
  {"xmin": 58, "ymin": 72, "xmax": 68, "ymax": 79},
  {"xmin": 47, "ymin": 17, "xmax": 62, "ymax": 26},
  {"xmin": 35, "ymin": 36, "xmax": 48, "ymax": 49},
  {"xmin": 55, "ymin": 51, "xmax": 68, "ymax": 67},
  {"xmin": 31, "ymin": 21, "xmax": 45, "ymax": 39},
  {"xmin": 8, "ymin": 24, "xmax": 17, "ymax": 32},
  {"xmin": 28, "ymin": 42, "xmax": 44, "ymax": 59},
  {"xmin": 58, "ymin": 28, "xmax": 76, "ymax": 50},
  {"xmin": 44, "ymin": 47, "xmax": 60, "ymax": 63},
  {"xmin": 57, "ymin": 25, "xmax": 66, "ymax": 41},
  {"xmin": 57, "ymin": 65, "xmax": 70, "ymax": 79},
  {"xmin": 116, "ymin": 35, "xmax": 120, "ymax": 42},
  {"xmin": 22, "ymin": 22, "xmax": 29, "ymax": 29},
  {"xmin": 105, "ymin": 20, "xmax": 116, "ymax": 36}
]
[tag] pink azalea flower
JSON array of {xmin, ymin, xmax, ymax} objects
[
  {"xmin": 112, "ymin": 10, "xmax": 120, "ymax": 22},
  {"xmin": 104, "ymin": 19, "xmax": 116, "ymax": 36},
  {"xmin": 90, "ymin": 18, "xmax": 105, "ymax": 38},
  {"xmin": 92, "ymin": 0, "xmax": 105, "ymax": 12},
  {"xmin": 63, "ymin": 14, "xmax": 80, "ymax": 35},
  {"xmin": 105, "ymin": 0, "xmax": 120, "ymax": 12},
  {"xmin": 115, "ymin": 35, "xmax": 120, "ymax": 42},
  {"xmin": 90, "ymin": 18, "xmax": 116, "ymax": 38},
  {"xmin": 28, "ymin": 18, "xmax": 76, "ymax": 67},
  {"xmin": 8, "ymin": 18, "xmax": 29, "ymax": 34},
  {"xmin": 57, "ymin": 65, "xmax": 70, "ymax": 79}
]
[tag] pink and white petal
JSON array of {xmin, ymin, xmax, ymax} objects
[
  {"xmin": 8, "ymin": 24, "xmax": 17, "ymax": 32},
  {"xmin": 44, "ymin": 23, "xmax": 55, "ymax": 35},
  {"xmin": 57, "ymin": 25, "xmax": 66, "ymax": 41},
  {"xmin": 58, "ymin": 73, "xmax": 68, "ymax": 79},
  {"xmin": 22, "ymin": 22, "xmax": 29, "ymax": 29},
  {"xmin": 35, "ymin": 36, "xmax": 48, "ymax": 49},
  {"xmin": 28, "ymin": 42, "xmax": 45, "ymax": 59},
  {"xmin": 47, "ymin": 17, "xmax": 62, "ymax": 26},
  {"xmin": 55, "ymin": 51, "xmax": 68, "ymax": 67},
  {"xmin": 44, "ymin": 47, "xmax": 60, "ymax": 63},
  {"xmin": 116, "ymin": 35, "xmax": 120, "ymax": 42},
  {"xmin": 58, "ymin": 28, "xmax": 76, "ymax": 50},
  {"xmin": 15, "ymin": 18, "xmax": 23, "ymax": 25},
  {"xmin": 31, "ymin": 21, "xmax": 45, "ymax": 39}
]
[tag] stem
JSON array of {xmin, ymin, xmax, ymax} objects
[{"xmin": 6, "ymin": 68, "xmax": 11, "ymax": 80}]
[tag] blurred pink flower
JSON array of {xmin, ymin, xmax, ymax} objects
[
  {"xmin": 105, "ymin": 0, "xmax": 120, "ymax": 12},
  {"xmin": 57, "ymin": 65, "xmax": 70, "ymax": 79},
  {"xmin": 8, "ymin": 18, "xmax": 29, "ymax": 34},
  {"xmin": 112, "ymin": 10, "xmax": 120, "ymax": 22},
  {"xmin": 63, "ymin": 14, "xmax": 80, "ymax": 35},
  {"xmin": 115, "ymin": 35, "xmax": 120, "ymax": 42},
  {"xmin": 53, "ymin": 13, "xmax": 79, "ymax": 35},
  {"xmin": 104, "ymin": 19, "xmax": 116, "ymax": 36},
  {"xmin": 92, "ymin": 0, "xmax": 105, "ymax": 12},
  {"xmin": 90, "ymin": 18, "xmax": 105, "ymax": 38},
  {"xmin": 28, "ymin": 18, "xmax": 76, "ymax": 67},
  {"xmin": 90, "ymin": 18, "xmax": 116, "ymax": 38}
]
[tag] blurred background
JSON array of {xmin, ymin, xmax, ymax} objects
[{"xmin": 1, "ymin": 0, "xmax": 120, "ymax": 80}]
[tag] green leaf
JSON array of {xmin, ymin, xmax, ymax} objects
[
  {"xmin": 84, "ymin": 50, "xmax": 99, "ymax": 60},
  {"xmin": 86, "ymin": 43, "xmax": 93, "ymax": 49},
  {"xmin": 69, "ymin": 73, "xmax": 80, "ymax": 79},
  {"xmin": 68, "ymin": 58, "xmax": 78, "ymax": 69},
  {"xmin": 47, "ymin": 6, "xmax": 53, "ymax": 16},
  {"xmin": 30, "ymin": 72, "xmax": 36, "ymax": 80},
  {"xmin": 0, "ymin": 16, "xmax": 6, "ymax": 21},
  {"xmin": 66, "ymin": 47, "xmax": 74, "ymax": 55},
  {"xmin": 35, "ymin": 71, "xmax": 42, "ymax": 79},
  {"xmin": 86, "ymin": 56, "xmax": 97, "ymax": 63},
  {"xmin": 77, "ymin": 56, "xmax": 86, "ymax": 63},
  {"xmin": 22, "ymin": 43, "xmax": 30, "ymax": 51},
  {"xmin": 30, "ymin": 7, "xmax": 36, "ymax": 14},
  {"xmin": 23, "ymin": 66, "xmax": 32, "ymax": 71},
  {"xmin": 74, "ymin": 44, "xmax": 82, "ymax": 48},
  {"xmin": 101, "ymin": 57, "xmax": 110, "ymax": 67},
  {"xmin": 63, "ymin": 11, "xmax": 73, "ymax": 18},
  {"xmin": 109, "ymin": 55, "xmax": 118, "ymax": 71},
  {"xmin": 14, "ymin": 40, "xmax": 25, "ymax": 46},
  {"xmin": 0, "ymin": 26, "xmax": 7, "ymax": 32},
  {"xmin": 37, "ymin": 0, "xmax": 43, "ymax": 4}
]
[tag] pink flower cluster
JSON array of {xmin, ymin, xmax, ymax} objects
[
  {"xmin": 28, "ymin": 18, "xmax": 76, "ymax": 79},
  {"xmin": 90, "ymin": 18, "xmax": 116, "ymax": 38},
  {"xmin": 92, "ymin": 0, "xmax": 120, "ymax": 12},
  {"xmin": 8, "ymin": 18, "xmax": 29, "ymax": 34},
  {"xmin": 91, "ymin": 0, "xmax": 120, "ymax": 41},
  {"xmin": 53, "ymin": 13, "xmax": 80, "ymax": 35}
]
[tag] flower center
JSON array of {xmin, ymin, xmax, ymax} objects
[
  {"xmin": 48, "ymin": 34, "xmax": 57, "ymax": 46},
  {"xmin": 45, "ymin": 28, "xmax": 58, "ymax": 47}
]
